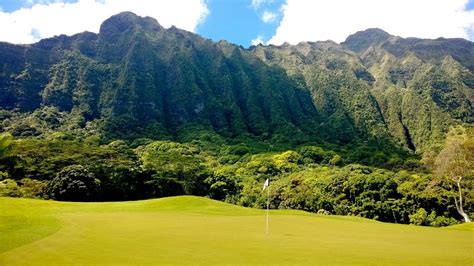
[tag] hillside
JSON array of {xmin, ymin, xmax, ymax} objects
[
  {"xmin": 0, "ymin": 12, "xmax": 472, "ymax": 150},
  {"xmin": 0, "ymin": 12, "xmax": 317, "ymax": 142},
  {"xmin": 251, "ymin": 29, "xmax": 474, "ymax": 152},
  {"xmin": 1, "ymin": 196, "xmax": 473, "ymax": 264}
]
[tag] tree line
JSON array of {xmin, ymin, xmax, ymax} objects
[{"xmin": 0, "ymin": 126, "xmax": 472, "ymax": 226}]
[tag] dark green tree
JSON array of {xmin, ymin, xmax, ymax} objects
[{"xmin": 46, "ymin": 165, "xmax": 100, "ymax": 201}]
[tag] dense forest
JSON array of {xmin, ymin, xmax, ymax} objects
[{"xmin": 0, "ymin": 12, "xmax": 472, "ymax": 226}]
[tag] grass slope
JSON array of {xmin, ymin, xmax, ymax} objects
[{"xmin": 0, "ymin": 196, "xmax": 473, "ymax": 265}]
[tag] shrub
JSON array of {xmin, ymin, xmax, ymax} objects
[
  {"xmin": 46, "ymin": 165, "xmax": 100, "ymax": 201},
  {"xmin": 19, "ymin": 178, "xmax": 48, "ymax": 198},
  {"xmin": 430, "ymin": 216, "xmax": 458, "ymax": 227},
  {"xmin": 409, "ymin": 208, "xmax": 430, "ymax": 225},
  {"xmin": 329, "ymin": 154, "xmax": 343, "ymax": 166},
  {"xmin": 0, "ymin": 179, "xmax": 22, "ymax": 197}
]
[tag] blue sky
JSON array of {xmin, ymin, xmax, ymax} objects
[
  {"xmin": 468, "ymin": 0, "xmax": 474, "ymax": 9},
  {"xmin": 196, "ymin": 0, "xmax": 284, "ymax": 46},
  {"xmin": 0, "ymin": 0, "xmax": 76, "ymax": 12},
  {"xmin": 0, "ymin": 0, "xmax": 286, "ymax": 46},
  {"xmin": 0, "ymin": 0, "xmax": 473, "ymax": 46}
]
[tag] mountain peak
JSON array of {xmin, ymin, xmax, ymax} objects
[
  {"xmin": 355, "ymin": 28, "xmax": 390, "ymax": 36},
  {"xmin": 99, "ymin": 11, "xmax": 163, "ymax": 37},
  {"xmin": 342, "ymin": 28, "xmax": 392, "ymax": 53}
]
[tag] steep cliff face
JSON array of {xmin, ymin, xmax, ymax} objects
[
  {"xmin": 0, "ymin": 12, "xmax": 318, "ymax": 140},
  {"xmin": 0, "ymin": 13, "xmax": 472, "ymax": 152},
  {"xmin": 251, "ymin": 29, "xmax": 473, "ymax": 151},
  {"xmin": 343, "ymin": 29, "xmax": 473, "ymax": 151}
]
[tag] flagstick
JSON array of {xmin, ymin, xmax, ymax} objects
[{"xmin": 266, "ymin": 186, "xmax": 269, "ymax": 235}]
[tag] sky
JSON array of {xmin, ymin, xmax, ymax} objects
[{"xmin": 0, "ymin": 0, "xmax": 473, "ymax": 47}]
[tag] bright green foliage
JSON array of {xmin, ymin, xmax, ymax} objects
[
  {"xmin": 17, "ymin": 178, "xmax": 48, "ymax": 198},
  {"xmin": 137, "ymin": 141, "xmax": 210, "ymax": 196},
  {"xmin": 329, "ymin": 154, "xmax": 343, "ymax": 166},
  {"xmin": 0, "ymin": 133, "xmax": 17, "ymax": 174},
  {"xmin": 0, "ymin": 133, "xmax": 13, "ymax": 158},
  {"xmin": 0, "ymin": 179, "xmax": 21, "ymax": 197},
  {"xmin": 433, "ymin": 125, "xmax": 473, "ymax": 222},
  {"xmin": 0, "ymin": 171, "xmax": 7, "ymax": 179},
  {"xmin": 273, "ymin": 151, "xmax": 300, "ymax": 172},
  {"xmin": 434, "ymin": 125, "xmax": 473, "ymax": 180},
  {"xmin": 408, "ymin": 208, "xmax": 457, "ymax": 227},
  {"xmin": 0, "ymin": 178, "xmax": 47, "ymax": 198},
  {"xmin": 2, "ymin": 131, "xmax": 470, "ymax": 225},
  {"xmin": 236, "ymin": 163, "xmax": 467, "ymax": 225},
  {"xmin": 409, "ymin": 208, "xmax": 431, "ymax": 225},
  {"xmin": 204, "ymin": 171, "xmax": 240, "ymax": 201}
]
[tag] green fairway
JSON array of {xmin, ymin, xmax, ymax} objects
[{"xmin": 0, "ymin": 196, "xmax": 473, "ymax": 265}]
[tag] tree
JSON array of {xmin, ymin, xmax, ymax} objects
[
  {"xmin": 46, "ymin": 165, "xmax": 100, "ymax": 201},
  {"xmin": 138, "ymin": 141, "xmax": 209, "ymax": 196},
  {"xmin": 0, "ymin": 133, "xmax": 17, "ymax": 173},
  {"xmin": 204, "ymin": 170, "xmax": 241, "ymax": 201},
  {"xmin": 435, "ymin": 126, "xmax": 473, "ymax": 223}
]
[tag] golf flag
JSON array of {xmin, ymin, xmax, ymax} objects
[
  {"xmin": 263, "ymin": 178, "xmax": 270, "ymax": 235},
  {"xmin": 263, "ymin": 178, "xmax": 269, "ymax": 190}
]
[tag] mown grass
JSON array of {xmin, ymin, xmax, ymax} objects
[{"xmin": 0, "ymin": 196, "xmax": 473, "ymax": 265}]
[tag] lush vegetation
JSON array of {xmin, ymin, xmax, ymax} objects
[
  {"xmin": 1, "ymin": 196, "xmax": 472, "ymax": 264},
  {"xmin": 0, "ymin": 13, "xmax": 472, "ymax": 227},
  {"xmin": 0, "ymin": 124, "xmax": 472, "ymax": 226}
]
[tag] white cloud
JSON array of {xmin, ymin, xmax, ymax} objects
[
  {"xmin": 261, "ymin": 11, "xmax": 277, "ymax": 23},
  {"xmin": 251, "ymin": 34, "xmax": 265, "ymax": 45},
  {"xmin": 250, "ymin": 0, "xmax": 274, "ymax": 10},
  {"xmin": 27, "ymin": 0, "xmax": 60, "ymax": 4},
  {"xmin": 269, "ymin": 0, "xmax": 474, "ymax": 45},
  {"xmin": 0, "ymin": 0, "xmax": 209, "ymax": 44}
]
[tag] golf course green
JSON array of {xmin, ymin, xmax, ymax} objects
[{"xmin": 1, "ymin": 196, "xmax": 473, "ymax": 265}]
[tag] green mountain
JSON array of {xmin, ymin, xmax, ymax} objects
[
  {"xmin": 0, "ymin": 12, "xmax": 473, "ymax": 151},
  {"xmin": 251, "ymin": 28, "xmax": 473, "ymax": 152},
  {"xmin": 0, "ymin": 12, "xmax": 317, "ymax": 142}
]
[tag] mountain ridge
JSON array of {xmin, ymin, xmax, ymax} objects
[{"xmin": 0, "ymin": 12, "xmax": 473, "ymax": 153}]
